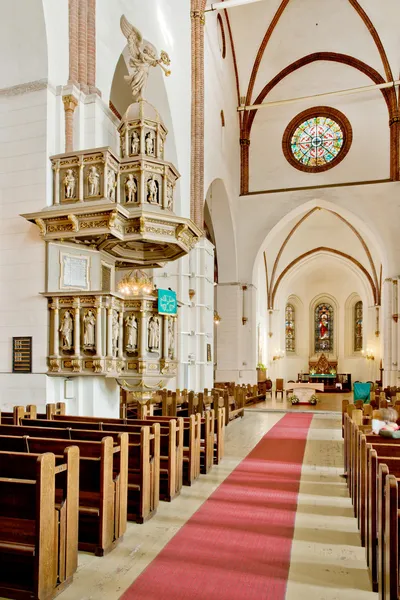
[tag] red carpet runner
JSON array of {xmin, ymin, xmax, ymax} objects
[{"xmin": 121, "ymin": 413, "xmax": 312, "ymax": 600}]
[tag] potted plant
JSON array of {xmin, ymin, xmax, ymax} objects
[
  {"xmin": 310, "ymin": 394, "xmax": 319, "ymax": 406},
  {"xmin": 288, "ymin": 394, "xmax": 299, "ymax": 405},
  {"xmin": 257, "ymin": 363, "xmax": 267, "ymax": 382}
]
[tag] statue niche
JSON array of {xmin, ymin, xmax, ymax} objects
[
  {"xmin": 63, "ymin": 169, "xmax": 76, "ymax": 200},
  {"xmin": 125, "ymin": 174, "xmax": 138, "ymax": 204},
  {"xmin": 148, "ymin": 315, "xmax": 160, "ymax": 352},
  {"xmin": 125, "ymin": 314, "xmax": 138, "ymax": 352},
  {"xmin": 87, "ymin": 166, "xmax": 100, "ymax": 197},
  {"xmin": 147, "ymin": 175, "xmax": 159, "ymax": 205},
  {"xmin": 83, "ymin": 310, "xmax": 96, "ymax": 350},
  {"xmin": 60, "ymin": 310, "xmax": 73, "ymax": 351}
]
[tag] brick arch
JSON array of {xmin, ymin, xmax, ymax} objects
[
  {"xmin": 241, "ymin": 52, "xmax": 398, "ymax": 193},
  {"xmin": 267, "ymin": 207, "xmax": 380, "ymax": 308},
  {"xmin": 244, "ymin": 0, "xmax": 393, "ymax": 110},
  {"xmin": 271, "ymin": 247, "xmax": 378, "ymax": 308}
]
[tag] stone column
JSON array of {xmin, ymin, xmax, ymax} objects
[
  {"xmin": 95, "ymin": 298, "xmax": 102, "ymax": 356},
  {"xmin": 139, "ymin": 312, "xmax": 148, "ymax": 358},
  {"xmin": 118, "ymin": 310, "xmax": 124, "ymax": 359},
  {"xmin": 73, "ymin": 298, "xmax": 81, "ymax": 357},
  {"xmin": 107, "ymin": 307, "xmax": 113, "ymax": 357},
  {"xmin": 190, "ymin": 2, "xmax": 206, "ymax": 228},
  {"xmin": 383, "ymin": 278, "xmax": 393, "ymax": 385},
  {"xmin": 79, "ymin": 157, "xmax": 84, "ymax": 201},
  {"xmin": 62, "ymin": 95, "xmax": 78, "ymax": 153},
  {"xmin": 393, "ymin": 279, "xmax": 398, "ymax": 371},
  {"xmin": 52, "ymin": 301, "xmax": 60, "ymax": 357},
  {"xmin": 163, "ymin": 316, "xmax": 169, "ymax": 359},
  {"xmin": 54, "ymin": 166, "xmax": 60, "ymax": 205}
]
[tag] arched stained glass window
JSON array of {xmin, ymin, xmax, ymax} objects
[
  {"xmin": 354, "ymin": 300, "xmax": 363, "ymax": 352},
  {"xmin": 282, "ymin": 107, "xmax": 352, "ymax": 173},
  {"xmin": 315, "ymin": 303, "xmax": 334, "ymax": 353},
  {"xmin": 285, "ymin": 303, "xmax": 295, "ymax": 353}
]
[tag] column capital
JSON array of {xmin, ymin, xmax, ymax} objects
[
  {"xmin": 62, "ymin": 94, "xmax": 79, "ymax": 112},
  {"xmin": 191, "ymin": 10, "xmax": 205, "ymax": 24}
]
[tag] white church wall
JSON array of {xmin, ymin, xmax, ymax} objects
[
  {"xmin": 0, "ymin": 88, "xmax": 50, "ymax": 409},
  {"xmin": 269, "ymin": 256, "xmax": 379, "ymax": 385},
  {"xmin": 250, "ymin": 63, "xmax": 389, "ymax": 192}
]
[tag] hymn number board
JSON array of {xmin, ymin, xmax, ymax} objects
[{"xmin": 12, "ymin": 337, "xmax": 32, "ymax": 373}]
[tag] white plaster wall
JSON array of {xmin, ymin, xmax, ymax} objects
[
  {"xmin": 0, "ymin": 89, "xmax": 49, "ymax": 408},
  {"xmin": 266, "ymin": 255, "xmax": 380, "ymax": 384},
  {"xmin": 250, "ymin": 64, "xmax": 389, "ymax": 191}
]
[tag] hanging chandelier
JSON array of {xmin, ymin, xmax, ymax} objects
[{"xmin": 118, "ymin": 270, "xmax": 154, "ymax": 296}]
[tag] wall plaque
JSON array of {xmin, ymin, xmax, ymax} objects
[
  {"xmin": 12, "ymin": 337, "xmax": 32, "ymax": 373},
  {"xmin": 60, "ymin": 253, "xmax": 89, "ymax": 290},
  {"xmin": 207, "ymin": 343, "xmax": 212, "ymax": 363}
]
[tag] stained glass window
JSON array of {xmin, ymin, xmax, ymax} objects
[
  {"xmin": 315, "ymin": 303, "xmax": 334, "ymax": 353},
  {"xmin": 285, "ymin": 304, "xmax": 295, "ymax": 353},
  {"xmin": 354, "ymin": 301, "xmax": 363, "ymax": 352},
  {"xmin": 291, "ymin": 116, "xmax": 344, "ymax": 168}
]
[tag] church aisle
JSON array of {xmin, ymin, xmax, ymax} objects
[
  {"xmin": 286, "ymin": 414, "xmax": 377, "ymax": 599},
  {"xmin": 57, "ymin": 412, "xmax": 284, "ymax": 600},
  {"xmin": 121, "ymin": 412, "xmax": 312, "ymax": 599}
]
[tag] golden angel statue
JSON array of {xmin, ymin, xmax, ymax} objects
[{"xmin": 120, "ymin": 14, "xmax": 171, "ymax": 101}]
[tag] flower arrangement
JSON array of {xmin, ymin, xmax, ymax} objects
[
  {"xmin": 288, "ymin": 394, "xmax": 299, "ymax": 405},
  {"xmin": 310, "ymin": 394, "xmax": 319, "ymax": 405},
  {"xmin": 309, "ymin": 368, "xmax": 316, "ymax": 375},
  {"xmin": 329, "ymin": 368, "xmax": 336, "ymax": 375}
]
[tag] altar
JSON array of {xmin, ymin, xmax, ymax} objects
[{"xmin": 285, "ymin": 382, "xmax": 324, "ymax": 403}]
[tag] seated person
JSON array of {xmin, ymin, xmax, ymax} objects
[{"xmin": 372, "ymin": 408, "xmax": 399, "ymax": 434}]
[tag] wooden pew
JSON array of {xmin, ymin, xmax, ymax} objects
[
  {"xmin": 5, "ymin": 421, "xmax": 158, "ymax": 524},
  {"xmin": 140, "ymin": 414, "xmax": 200, "ymax": 486},
  {"xmin": 0, "ymin": 448, "xmax": 79, "ymax": 600},
  {"xmin": 0, "ymin": 433, "xmax": 128, "ymax": 556},
  {"xmin": 383, "ymin": 474, "xmax": 398, "ymax": 600},
  {"xmin": 40, "ymin": 415, "xmax": 182, "ymax": 502},
  {"xmin": 170, "ymin": 391, "xmax": 225, "ymax": 465}
]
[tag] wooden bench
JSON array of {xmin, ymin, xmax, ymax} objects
[
  {"xmin": 344, "ymin": 414, "xmax": 400, "ymax": 597},
  {"xmin": 0, "ymin": 433, "xmax": 128, "ymax": 556},
  {"xmin": 7, "ymin": 421, "xmax": 158, "ymax": 524},
  {"xmin": 44, "ymin": 415, "xmax": 182, "ymax": 502},
  {"xmin": 140, "ymin": 414, "xmax": 201, "ymax": 486},
  {"xmin": 0, "ymin": 448, "xmax": 79, "ymax": 599}
]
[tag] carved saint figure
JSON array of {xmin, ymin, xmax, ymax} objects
[
  {"xmin": 120, "ymin": 15, "xmax": 171, "ymax": 101},
  {"xmin": 166, "ymin": 184, "xmax": 173, "ymax": 210},
  {"xmin": 145, "ymin": 131, "xmax": 154, "ymax": 156},
  {"xmin": 168, "ymin": 318, "xmax": 175, "ymax": 359},
  {"xmin": 112, "ymin": 311, "xmax": 119, "ymax": 355},
  {"xmin": 125, "ymin": 174, "xmax": 137, "ymax": 203},
  {"xmin": 87, "ymin": 166, "xmax": 100, "ymax": 197},
  {"xmin": 125, "ymin": 315, "xmax": 138, "ymax": 350},
  {"xmin": 63, "ymin": 169, "xmax": 76, "ymax": 199},
  {"xmin": 131, "ymin": 131, "xmax": 140, "ymax": 155},
  {"xmin": 107, "ymin": 169, "xmax": 116, "ymax": 202},
  {"xmin": 148, "ymin": 316, "xmax": 160, "ymax": 351},
  {"xmin": 83, "ymin": 310, "xmax": 96, "ymax": 347},
  {"xmin": 147, "ymin": 175, "xmax": 158, "ymax": 204},
  {"xmin": 159, "ymin": 137, "xmax": 164, "ymax": 156},
  {"xmin": 60, "ymin": 310, "xmax": 73, "ymax": 350}
]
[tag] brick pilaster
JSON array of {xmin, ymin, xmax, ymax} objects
[
  {"xmin": 78, "ymin": 0, "xmax": 88, "ymax": 93},
  {"xmin": 68, "ymin": 0, "xmax": 79, "ymax": 85},
  {"xmin": 87, "ymin": 0, "xmax": 98, "ymax": 94},
  {"xmin": 191, "ymin": 2, "xmax": 207, "ymax": 230}
]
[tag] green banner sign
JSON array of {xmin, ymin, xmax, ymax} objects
[{"xmin": 158, "ymin": 289, "xmax": 177, "ymax": 315}]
